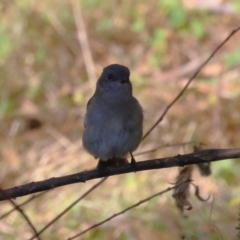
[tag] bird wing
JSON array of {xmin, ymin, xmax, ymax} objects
[{"xmin": 84, "ymin": 96, "xmax": 93, "ymax": 128}]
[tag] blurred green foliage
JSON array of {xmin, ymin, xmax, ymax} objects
[
  {"xmin": 190, "ymin": 20, "xmax": 206, "ymax": 38},
  {"xmin": 224, "ymin": 45, "xmax": 240, "ymax": 67},
  {"xmin": 0, "ymin": 27, "xmax": 15, "ymax": 60},
  {"xmin": 160, "ymin": 0, "xmax": 187, "ymax": 29},
  {"xmin": 213, "ymin": 160, "xmax": 236, "ymax": 185},
  {"xmin": 149, "ymin": 29, "xmax": 169, "ymax": 66}
]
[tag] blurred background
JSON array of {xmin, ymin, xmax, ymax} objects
[{"xmin": 0, "ymin": 0, "xmax": 240, "ymax": 239}]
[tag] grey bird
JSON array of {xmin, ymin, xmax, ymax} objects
[{"xmin": 82, "ymin": 64, "xmax": 143, "ymax": 170}]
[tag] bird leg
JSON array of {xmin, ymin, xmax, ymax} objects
[
  {"xmin": 130, "ymin": 152, "xmax": 137, "ymax": 171},
  {"xmin": 97, "ymin": 160, "xmax": 110, "ymax": 176}
]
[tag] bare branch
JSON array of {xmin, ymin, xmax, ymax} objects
[
  {"xmin": 0, "ymin": 192, "xmax": 46, "ymax": 220},
  {"xmin": 142, "ymin": 25, "xmax": 240, "ymax": 140},
  {"xmin": 135, "ymin": 141, "xmax": 196, "ymax": 156},
  {"xmin": 0, "ymin": 188, "xmax": 41, "ymax": 240},
  {"xmin": 0, "ymin": 148, "xmax": 239, "ymax": 201},
  {"xmin": 29, "ymin": 178, "xmax": 107, "ymax": 240},
  {"xmin": 66, "ymin": 180, "xmax": 188, "ymax": 239}
]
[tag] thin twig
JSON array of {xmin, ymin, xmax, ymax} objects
[
  {"xmin": 142, "ymin": 25, "xmax": 240, "ymax": 140},
  {"xmin": 0, "ymin": 148, "xmax": 240, "ymax": 201},
  {"xmin": 47, "ymin": 12, "xmax": 79, "ymax": 56},
  {"xmin": 0, "ymin": 192, "xmax": 46, "ymax": 220},
  {"xmin": 67, "ymin": 180, "xmax": 188, "ymax": 239},
  {"xmin": 29, "ymin": 178, "xmax": 107, "ymax": 240},
  {"xmin": 0, "ymin": 188, "xmax": 41, "ymax": 240},
  {"xmin": 135, "ymin": 141, "xmax": 196, "ymax": 156}
]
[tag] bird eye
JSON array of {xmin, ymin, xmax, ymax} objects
[{"xmin": 107, "ymin": 73, "xmax": 113, "ymax": 80}]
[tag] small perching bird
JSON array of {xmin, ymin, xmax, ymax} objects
[{"xmin": 82, "ymin": 64, "xmax": 143, "ymax": 170}]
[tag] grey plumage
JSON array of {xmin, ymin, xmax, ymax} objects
[{"xmin": 82, "ymin": 64, "xmax": 143, "ymax": 162}]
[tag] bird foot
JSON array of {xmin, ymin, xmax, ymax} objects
[
  {"xmin": 97, "ymin": 160, "xmax": 110, "ymax": 176},
  {"xmin": 130, "ymin": 152, "xmax": 137, "ymax": 172}
]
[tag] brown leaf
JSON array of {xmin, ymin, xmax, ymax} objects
[{"xmin": 172, "ymin": 166, "xmax": 193, "ymax": 214}]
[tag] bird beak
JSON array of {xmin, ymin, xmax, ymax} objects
[{"xmin": 120, "ymin": 78, "xmax": 128, "ymax": 84}]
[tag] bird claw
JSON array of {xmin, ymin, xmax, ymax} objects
[
  {"xmin": 97, "ymin": 160, "xmax": 109, "ymax": 176},
  {"xmin": 130, "ymin": 154, "xmax": 137, "ymax": 172}
]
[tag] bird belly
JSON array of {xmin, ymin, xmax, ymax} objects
[{"xmin": 83, "ymin": 121, "xmax": 135, "ymax": 161}]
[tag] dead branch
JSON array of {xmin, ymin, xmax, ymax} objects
[
  {"xmin": 0, "ymin": 148, "xmax": 239, "ymax": 201},
  {"xmin": 0, "ymin": 188, "xmax": 41, "ymax": 240},
  {"xmin": 28, "ymin": 178, "xmax": 107, "ymax": 240},
  {"xmin": 67, "ymin": 180, "xmax": 185, "ymax": 239},
  {"xmin": 142, "ymin": 25, "xmax": 240, "ymax": 140}
]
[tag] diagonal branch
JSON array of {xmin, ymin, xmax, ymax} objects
[
  {"xmin": 0, "ymin": 188, "xmax": 41, "ymax": 240},
  {"xmin": 0, "ymin": 148, "xmax": 239, "ymax": 201},
  {"xmin": 0, "ymin": 192, "xmax": 46, "ymax": 220},
  {"xmin": 66, "ymin": 180, "xmax": 188, "ymax": 239},
  {"xmin": 142, "ymin": 25, "xmax": 240, "ymax": 140},
  {"xmin": 29, "ymin": 178, "xmax": 107, "ymax": 240}
]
